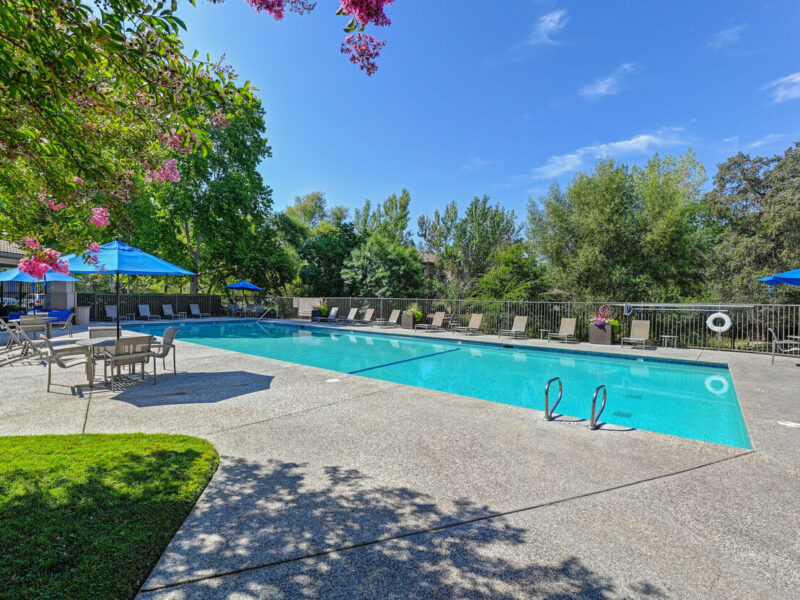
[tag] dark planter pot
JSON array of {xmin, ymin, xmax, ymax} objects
[
  {"xmin": 311, "ymin": 309, "xmax": 321, "ymax": 320},
  {"xmin": 401, "ymin": 314, "xmax": 416, "ymax": 330},
  {"xmin": 588, "ymin": 323, "xmax": 615, "ymax": 345}
]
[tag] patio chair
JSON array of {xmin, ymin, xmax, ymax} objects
[
  {"xmin": 89, "ymin": 326, "xmax": 117, "ymax": 339},
  {"xmin": 341, "ymin": 308, "xmax": 359, "ymax": 323},
  {"xmin": 376, "ymin": 309, "xmax": 401, "ymax": 328},
  {"xmin": 318, "ymin": 306, "xmax": 340, "ymax": 322},
  {"xmin": 768, "ymin": 328, "xmax": 800, "ymax": 365},
  {"xmin": 452, "ymin": 313, "xmax": 483, "ymax": 335},
  {"xmin": 102, "ymin": 335, "xmax": 154, "ymax": 391},
  {"xmin": 548, "ymin": 318, "xmax": 577, "ymax": 343},
  {"xmin": 354, "ymin": 308, "xmax": 375, "ymax": 326},
  {"xmin": 150, "ymin": 326, "xmax": 178, "ymax": 378},
  {"xmin": 162, "ymin": 304, "xmax": 179, "ymax": 319},
  {"xmin": 228, "ymin": 303, "xmax": 243, "ymax": 317},
  {"xmin": 417, "ymin": 311, "xmax": 446, "ymax": 332},
  {"xmin": 55, "ymin": 312, "xmax": 75, "ymax": 337},
  {"xmin": 621, "ymin": 320, "xmax": 651, "ymax": 349},
  {"xmin": 499, "ymin": 315, "xmax": 529, "ymax": 339},
  {"xmin": 190, "ymin": 304, "xmax": 211, "ymax": 318},
  {"xmin": 19, "ymin": 314, "xmax": 47, "ymax": 339},
  {"xmin": 138, "ymin": 305, "xmax": 161, "ymax": 320},
  {"xmin": 105, "ymin": 304, "xmax": 118, "ymax": 321},
  {"xmin": 44, "ymin": 336, "xmax": 92, "ymax": 392}
]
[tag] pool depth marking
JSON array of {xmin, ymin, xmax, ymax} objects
[{"xmin": 347, "ymin": 347, "xmax": 461, "ymax": 375}]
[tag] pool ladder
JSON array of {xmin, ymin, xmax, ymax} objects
[{"xmin": 544, "ymin": 378, "xmax": 607, "ymax": 430}]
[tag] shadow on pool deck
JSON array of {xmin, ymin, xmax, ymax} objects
[
  {"xmin": 139, "ymin": 458, "xmax": 666, "ymax": 599},
  {"xmin": 111, "ymin": 371, "xmax": 274, "ymax": 407}
]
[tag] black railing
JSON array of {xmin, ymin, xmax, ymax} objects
[{"xmin": 77, "ymin": 293, "xmax": 222, "ymax": 320}]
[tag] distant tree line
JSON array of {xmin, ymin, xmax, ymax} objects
[{"xmin": 110, "ymin": 109, "xmax": 800, "ymax": 305}]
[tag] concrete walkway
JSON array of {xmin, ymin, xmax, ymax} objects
[{"xmin": 1, "ymin": 319, "xmax": 798, "ymax": 599}]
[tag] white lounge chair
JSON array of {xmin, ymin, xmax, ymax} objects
[
  {"xmin": 190, "ymin": 304, "xmax": 210, "ymax": 318},
  {"xmin": 548, "ymin": 318, "xmax": 577, "ymax": 342},
  {"xmin": 162, "ymin": 304, "xmax": 179, "ymax": 319},
  {"xmin": 138, "ymin": 305, "xmax": 161, "ymax": 320},
  {"xmin": 376, "ymin": 309, "xmax": 401, "ymax": 328},
  {"xmin": 621, "ymin": 320, "xmax": 650, "ymax": 349},
  {"xmin": 417, "ymin": 311, "xmax": 445, "ymax": 332},
  {"xmin": 768, "ymin": 327, "xmax": 800, "ymax": 365},
  {"xmin": 499, "ymin": 315, "xmax": 528, "ymax": 339},
  {"xmin": 452, "ymin": 313, "xmax": 483, "ymax": 335}
]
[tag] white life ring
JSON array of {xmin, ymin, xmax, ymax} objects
[
  {"xmin": 705, "ymin": 375, "xmax": 729, "ymax": 395},
  {"xmin": 706, "ymin": 312, "xmax": 732, "ymax": 333}
]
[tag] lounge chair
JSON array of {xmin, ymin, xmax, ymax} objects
[
  {"xmin": 768, "ymin": 328, "xmax": 800, "ymax": 365},
  {"xmin": 354, "ymin": 308, "xmax": 375, "ymax": 326},
  {"xmin": 105, "ymin": 304, "xmax": 119, "ymax": 321},
  {"xmin": 621, "ymin": 320, "xmax": 650, "ymax": 349},
  {"xmin": 376, "ymin": 309, "xmax": 401, "ymax": 328},
  {"xmin": 318, "ymin": 307, "xmax": 339, "ymax": 322},
  {"xmin": 190, "ymin": 304, "xmax": 210, "ymax": 318},
  {"xmin": 138, "ymin": 305, "xmax": 161, "ymax": 320},
  {"xmin": 44, "ymin": 336, "xmax": 92, "ymax": 392},
  {"xmin": 548, "ymin": 318, "xmax": 577, "ymax": 342},
  {"xmin": 162, "ymin": 304, "xmax": 179, "ymax": 319},
  {"xmin": 452, "ymin": 313, "xmax": 483, "ymax": 335},
  {"xmin": 103, "ymin": 335, "xmax": 154, "ymax": 391},
  {"xmin": 499, "ymin": 315, "xmax": 528, "ymax": 339},
  {"xmin": 150, "ymin": 326, "xmax": 178, "ymax": 377},
  {"xmin": 341, "ymin": 308, "xmax": 358, "ymax": 323},
  {"xmin": 89, "ymin": 326, "xmax": 117, "ymax": 339},
  {"xmin": 417, "ymin": 311, "xmax": 445, "ymax": 332},
  {"xmin": 227, "ymin": 303, "xmax": 243, "ymax": 316}
]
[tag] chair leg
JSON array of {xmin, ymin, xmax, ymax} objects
[
  {"xmin": 46, "ymin": 360, "xmax": 52, "ymax": 393},
  {"xmin": 172, "ymin": 350, "xmax": 176, "ymax": 374},
  {"xmin": 153, "ymin": 359, "xmax": 156, "ymax": 384}
]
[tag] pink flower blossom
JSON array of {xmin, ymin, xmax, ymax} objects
[
  {"xmin": 148, "ymin": 159, "xmax": 181, "ymax": 183},
  {"xmin": 23, "ymin": 237, "xmax": 41, "ymax": 249},
  {"xmin": 88, "ymin": 242, "xmax": 101, "ymax": 253},
  {"xmin": 47, "ymin": 200, "xmax": 66, "ymax": 211},
  {"xmin": 73, "ymin": 176, "xmax": 84, "ymax": 184},
  {"xmin": 18, "ymin": 248, "xmax": 69, "ymax": 279},
  {"xmin": 244, "ymin": 0, "xmax": 285, "ymax": 19},
  {"xmin": 18, "ymin": 258, "xmax": 50, "ymax": 279},
  {"xmin": 341, "ymin": 33, "xmax": 386, "ymax": 76},
  {"xmin": 211, "ymin": 109, "xmax": 231, "ymax": 129},
  {"xmin": 339, "ymin": 0, "xmax": 393, "ymax": 26},
  {"xmin": 89, "ymin": 206, "xmax": 111, "ymax": 228},
  {"xmin": 86, "ymin": 254, "xmax": 99, "ymax": 265}
]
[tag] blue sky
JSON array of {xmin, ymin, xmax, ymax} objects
[{"xmin": 177, "ymin": 1, "xmax": 800, "ymax": 226}]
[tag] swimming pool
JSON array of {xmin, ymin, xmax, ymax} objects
[{"xmin": 129, "ymin": 321, "xmax": 752, "ymax": 449}]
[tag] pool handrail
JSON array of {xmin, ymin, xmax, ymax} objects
[
  {"xmin": 589, "ymin": 384, "xmax": 607, "ymax": 429},
  {"xmin": 544, "ymin": 376, "xmax": 563, "ymax": 420}
]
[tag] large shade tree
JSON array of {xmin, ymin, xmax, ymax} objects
[{"xmin": 0, "ymin": 0, "xmax": 399, "ymax": 277}]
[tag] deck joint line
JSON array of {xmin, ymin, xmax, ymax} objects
[{"xmin": 139, "ymin": 449, "xmax": 754, "ymax": 593}]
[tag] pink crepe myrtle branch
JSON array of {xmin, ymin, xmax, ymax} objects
[{"xmin": 18, "ymin": 248, "xmax": 70, "ymax": 280}]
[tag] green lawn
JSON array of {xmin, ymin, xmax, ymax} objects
[{"xmin": 0, "ymin": 434, "xmax": 218, "ymax": 600}]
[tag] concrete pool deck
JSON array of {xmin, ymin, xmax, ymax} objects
[{"xmin": 1, "ymin": 318, "xmax": 798, "ymax": 598}]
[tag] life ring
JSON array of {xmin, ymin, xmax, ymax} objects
[
  {"xmin": 705, "ymin": 375, "xmax": 729, "ymax": 395},
  {"xmin": 706, "ymin": 312, "xmax": 732, "ymax": 333}
]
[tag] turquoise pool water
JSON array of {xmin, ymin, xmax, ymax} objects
[{"xmin": 129, "ymin": 321, "xmax": 752, "ymax": 449}]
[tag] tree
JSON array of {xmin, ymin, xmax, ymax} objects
[
  {"xmin": 353, "ymin": 189, "xmax": 413, "ymax": 244},
  {"xmin": 418, "ymin": 196, "xmax": 519, "ymax": 298},
  {"xmin": 297, "ymin": 223, "xmax": 362, "ymax": 296},
  {"xmin": 704, "ymin": 143, "xmax": 800, "ymax": 303},
  {"xmin": 527, "ymin": 153, "xmax": 709, "ymax": 301},
  {"xmin": 135, "ymin": 96, "xmax": 293, "ymax": 293},
  {"xmin": 1, "ymin": 0, "xmax": 399, "ymax": 276},
  {"xmin": 341, "ymin": 235, "xmax": 425, "ymax": 297},
  {"xmin": 473, "ymin": 243, "xmax": 547, "ymax": 301}
]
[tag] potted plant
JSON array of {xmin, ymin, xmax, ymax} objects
[
  {"xmin": 311, "ymin": 302, "xmax": 328, "ymax": 320},
  {"xmin": 588, "ymin": 305, "xmax": 619, "ymax": 345},
  {"xmin": 401, "ymin": 303, "xmax": 423, "ymax": 329}
]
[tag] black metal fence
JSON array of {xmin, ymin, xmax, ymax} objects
[
  {"xmin": 272, "ymin": 296, "xmax": 800, "ymax": 354},
  {"xmin": 77, "ymin": 293, "xmax": 222, "ymax": 320}
]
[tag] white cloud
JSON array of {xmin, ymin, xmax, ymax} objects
[
  {"xmin": 745, "ymin": 133, "xmax": 784, "ymax": 149},
  {"xmin": 460, "ymin": 157, "xmax": 493, "ymax": 172},
  {"xmin": 707, "ymin": 26, "xmax": 744, "ymax": 50},
  {"xmin": 763, "ymin": 72, "xmax": 800, "ymax": 103},
  {"xmin": 526, "ymin": 9, "xmax": 569, "ymax": 45},
  {"xmin": 579, "ymin": 63, "xmax": 638, "ymax": 99},
  {"xmin": 530, "ymin": 127, "xmax": 687, "ymax": 179}
]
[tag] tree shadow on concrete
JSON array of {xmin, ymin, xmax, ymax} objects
[
  {"xmin": 139, "ymin": 457, "xmax": 667, "ymax": 599},
  {"xmin": 111, "ymin": 371, "xmax": 273, "ymax": 407}
]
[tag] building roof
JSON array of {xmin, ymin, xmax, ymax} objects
[{"xmin": 0, "ymin": 240, "xmax": 22, "ymax": 256}]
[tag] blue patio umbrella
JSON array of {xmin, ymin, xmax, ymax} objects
[
  {"xmin": 759, "ymin": 268, "xmax": 800, "ymax": 297},
  {"xmin": 61, "ymin": 237, "xmax": 195, "ymax": 337},
  {"xmin": 0, "ymin": 267, "xmax": 80, "ymax": 312},
  {"xmin": 225, "ymin": 280, "xmax": 263, "ymax": 308}
]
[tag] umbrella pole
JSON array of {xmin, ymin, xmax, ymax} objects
[{"xmin": 116, "ymin": 272, "xmax": 121, "ymax": 339}]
